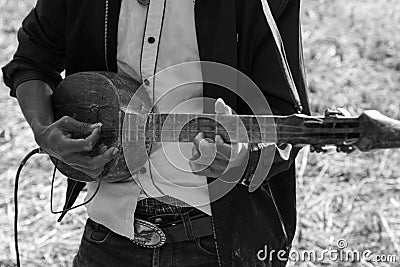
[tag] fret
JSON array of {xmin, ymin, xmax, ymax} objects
[
  {"xmin": 240, "ymin": 115, "xmax": 251, "ymax": 142},
  {"xmin": 257, "ymin": 115, "xmax": 265, "ymax": 143},
  {"xmin": 215, "ymin": 114, "xmax": 230, "ymax": 142},
  {"xmin": 212, "ymin": 114, "xmax": 217, "ymax": 139},
  {"xmin": 124, "ymin": 113, "xmax": 129, "ymax": 142},
  {"xmin": 173, "ymin": 114, "xmax": 176, "ymax": 142},
  {"xmin": 249, "ymin": 116, "xmax": 253, "ymax": 143},
  {"xmin": 159, "ymin": 114, "xmax": 171, "ymax": 142},
  {"xmin": 154, "ymin": 113, "xmax": 160, "ymax": 142},
  {"xmin": 186, "ymin": 113, "xmax": 191, "ymax": 142},
  {"xmin": 214, "ymin": 114, "xmax": 218, "ymax": 141},
  {"xmin": 174, "ymin": 114, "xmax": 185, "ymax": 142},
  {"xmin": 136, "ymin": 114, "xmax": 140, "ymax": 142},
  {"xmin": 188, "ymin": 114, "xmax": 197, "ymax": 141},
  {"xmin": 236, "ymin": 115, "xmax": 239, "ymax": 143},
  {"xmin": 125, "ymin": 113, "xmax": 135, "ymax": 142},
  {"xmin": 260, "ymin": 115, "xmax": 277, "ymax": 143},
  {"xmin": 152, "ymin": 113, "xmax": 156, "ymax": 143},
  {"xmin": 130, "ymin": 113, "xmax": 134, "ymax": 142},
  {"xmin": 253, "ymin": 116, "xmax": 257, "ymax": 142},
  {"xmin": 158, "ymin": 114, "xmax": 169, "ymax": 142}
]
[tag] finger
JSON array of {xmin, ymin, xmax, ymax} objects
[
  {"xmin": 189, "ymin": 151, "xmax": 229, "ymax": 169},
  {"xmin": 337, "ymin": 108, "xmax": 352, "ymax": 117},
  {"xmin": 198, "ymin": 137, "xmax": 217, "ymax": 158},
  {"xmin": 57, "ymin": 116, "xmax": 102, "ymax": 136},
  {"xmin": 215, "ymin": 98, "xmax": 232, "ymax": 115},
  {"xmin": 191, "ymin": 145, "xmax": 201, "ymax": 160},
  {"xmin": 192, "ymin": 133, "xmax": 217, "ymax": 165},
  {"xmin": 71, "ymin": 165, "xmax": 104, "ymax": 179},
  {"xmin": 97, "ymin": 144, "xmax": 108, "ymax": 155},
  {"xmin": 63, "ymin": 154, "xmax": 97, "ymax": 169},
  {"xmin": 189, "ymin": 160, "xmax": 209, "ymax": 174},
  {"xmin": 208, "ymin": 157, "xmax": 229, "ymax": 172},
  {"xmin": 88, "ymin": 147, "xmax": 119, "ymax": 169},
  {"xmin": 214, "ymin": 135, "xmax": 236, "ymax": 160},
  {"xmin": 65, "ymin": 147, "xmax": 118, "ymax": 170},
  {"xmin": 193, "ymin": 133, "xmax": 217, "ymax": 158},
  {"xmin": 193, "ymin": 132, "xmax": 205, "ymax": 151},
  {"xmin": 189, "ymin": 159, "xmax": 213, "ymax": 176},
  {"xmin": 190, "ymin": 151, "xmax": 215, "ymax": 166},
  {"xmin": 191, "ymin": 165, "xmax": 220, "ymax": 178},
  {"xmin": 190, "ymin": 150, "xmax": 228, "ymax": 172},
  {"xmin": 58, "ymin": 127, "xmax": 101, "ymax": 154}
]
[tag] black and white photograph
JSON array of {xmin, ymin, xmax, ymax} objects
[{"xmin": 0, "ymin": 0, "xmax": 399, "ymax": 266}]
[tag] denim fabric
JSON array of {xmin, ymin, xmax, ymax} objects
[{"xmin": 72, "ymin": 218, "xmax": 219, "ymax": 267}]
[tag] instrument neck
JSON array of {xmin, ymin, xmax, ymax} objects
[{"xmin": 126, "ymin": 113, "xmax": 361, "ymax": 146}]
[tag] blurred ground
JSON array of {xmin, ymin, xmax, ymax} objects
[{"xmin": 0, "ymin": 0, "xmax": 400, "ymax": 266}]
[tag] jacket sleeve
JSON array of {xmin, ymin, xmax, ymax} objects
[
  {"xmin": 252, "ymin": 0, "xmax": 309, "ymax": 116},
  {"xmin": 250, "ymin": 0, "xmax": 310, "ymax": 179},
  {"xmin": 1, "ymin": 0, "xmax": 66, "ymax": 97}
]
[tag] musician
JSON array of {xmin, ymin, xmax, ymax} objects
[{"xmin": 2, "ymin": 0, "xmax": 310, "ymax": 266}]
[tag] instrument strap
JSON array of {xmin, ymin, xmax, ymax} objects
[{"xmin": 260, "ymin": 0, "xmax": 303, "ymax": 114}]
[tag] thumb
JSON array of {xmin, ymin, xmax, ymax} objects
[
  {"xmin": 215, "ymin": 98, "xmax": 232, "ymax": 115},
  {"xmin": 57, "ymin": 116, "xmax": 101, "ymax": 135}
]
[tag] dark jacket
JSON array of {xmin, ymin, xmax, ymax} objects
[{"xmin": 2, "ymin": 0, "xmax": 310, "ymax": 266}]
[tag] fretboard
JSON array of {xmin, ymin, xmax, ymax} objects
[{"xmin": 123, "ymin": 113, "xmax": 361, "ymax": 146}]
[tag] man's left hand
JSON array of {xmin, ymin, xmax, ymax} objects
[{"xmin": 189, "ymin": 98, "xmax": 248, "ymax": 178}]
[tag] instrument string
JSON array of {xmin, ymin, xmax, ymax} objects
[{"xmin": 96, "ymin": 124, "xmax": 359, "ymax": 132}]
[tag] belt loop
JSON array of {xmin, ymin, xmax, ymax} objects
[
  {"xmin": 152, "ymin": 248, "xmax": 160, "ymax": 267},
  {"xmin": 94, "ymin": 219, "xmax": 99, "ymax": 231},
  {"xmin": 181, "ymin": 212, "xmax": 196, "ymax": 241}
]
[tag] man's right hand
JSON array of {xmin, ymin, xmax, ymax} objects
[
  {"xmin": 16, "ymin": 80, "xmax": 118, "ymax": 180},
  {"xmin": 34, "ymin": 116, "xmax": 118, "ymax": 180}
]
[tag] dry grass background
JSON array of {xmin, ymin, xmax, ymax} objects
[{"xmin": 0, "ymin": 0, "xmax": 400, "ymax": 266}]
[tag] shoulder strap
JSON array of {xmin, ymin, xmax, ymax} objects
[{"xmin": 260, "ymin": 0, "xmax": 303, "ymax": 113}]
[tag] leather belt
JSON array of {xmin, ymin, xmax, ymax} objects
[{"xmin": 132, "ymin": 207, "xmax": 214, "ymax": 248}]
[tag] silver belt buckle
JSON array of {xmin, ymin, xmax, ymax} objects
[{"xmin": 131, "ymin": 218, "xmax": 166, "ymax": 248}]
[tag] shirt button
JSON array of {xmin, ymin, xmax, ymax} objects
[
  {"xmin": 148, "ymin": 36, "xmax": 156, "ymax": 44},
  {"xmin": 143, "ymin": 79, "xmax": 150, "ymax": 86},
  {"xmin": 137, "ymin": 0, "xmax": 150, "ymax": 6},
  {"xmin": 140, "ymin": 167, "xmax": 147, "ymax": 174}
]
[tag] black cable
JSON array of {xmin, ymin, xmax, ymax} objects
[
  {"xmin": 14, "ymin": 148, "xmax": 42, "ymax": 267},
  {"xmin": 49, "ymin": 159, "xmax": 101, "ymax": 215},
  {"xmin": 14, "ymin": 151, "xmax": 101, "ymax": 267}
]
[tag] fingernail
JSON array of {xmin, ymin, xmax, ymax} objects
[
  {"xmin": 85, "ymin": 142, "xmax": 92, "ymax": 151},
  {"xmin": 112, "ymin": 148, "xmax": 119, "ymax": 156},
  {"xmin": 91, "ymin": 123, "xmax": 102, "ymax": 129}
]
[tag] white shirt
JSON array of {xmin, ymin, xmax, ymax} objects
[{"xmin": 85, "ymin": 0, "xmax": 212, "ymax": 239}]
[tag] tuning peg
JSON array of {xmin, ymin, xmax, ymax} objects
[
  {"xmin": 310, "ymin": 145, "xmax": 328, "ymax": 153},
  {"xmin": 324, "ymin": 109, "xmax": 342, "ymax": 117},
  {"xmin": 336, "ymin": 145, "xmax": 355, "ymax": 154},
  {"xmin": 324, "ymin": 108, "xmax": 352, "ymax": 118}
]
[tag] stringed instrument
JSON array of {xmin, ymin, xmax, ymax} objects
[{"xmin": 51, "ymin": 72, "xmax": 400, "ymax": 182}]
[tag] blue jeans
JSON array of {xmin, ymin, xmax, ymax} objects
[{"xmin": 72, "ymin": 218, "xmax": 219, "ymax": 267}]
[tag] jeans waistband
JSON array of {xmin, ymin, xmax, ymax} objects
[{"xmin": 135, "ymin": 197, "xmax": 195, "ymax": 216}]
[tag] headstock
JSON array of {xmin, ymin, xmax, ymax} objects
[
  {"xmin": 356, "ymin": 110, "xmax": 400, "ymax": 151},
  {"xmin": 308, "ymin": 109, "xmax": 400, "ymax": 153}
]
